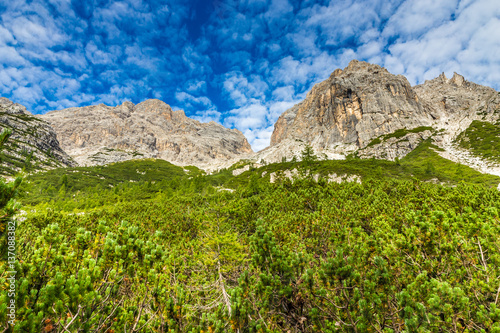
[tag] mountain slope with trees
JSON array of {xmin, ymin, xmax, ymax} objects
[{"xmin": 1, "ymin": 143, "xmax": 500, "ymax": 332}]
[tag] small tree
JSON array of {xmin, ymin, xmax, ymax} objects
[
  {"xmin": 301, "ymin": 144, "xmax": 317, "ymax": 164},
  {"xmin": 300, "ymin": 144, "xmax": 318, "ymax": 178}
]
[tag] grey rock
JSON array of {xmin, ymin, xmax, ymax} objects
[
  {"xmin": 271, "ymin": 60, "xmax": 433, "ymax": 150},
  {"xmin": 40, "ymin": 99, "xmax": 253, "ymax": 168},
  {"xmin": 0, "ymin": 97, "xmax": 75, "ymax": 173},
  {"xmin": 264, "ymin": 60, "xmax": 500, "ymax": 176}
]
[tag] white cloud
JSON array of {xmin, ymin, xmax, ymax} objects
[
  {"xmin": 10, "ymin": 15, "xmax": 67, "ymax": 48},
  {"xmin": 243, "ymin": 126, "xmax": 274, "ymax": 152},
  {"xmin": 0, "ymin": 46, "xmax": 28, "ymax": 66},
  {"xmin": 175, "ymin": 91, "xmax": 214, "ymax": 109},
  {"xmin": 383, "ymin": 0, "xmax": 459, "ymax": 39},
  {"xmin": 270, "ymin": 52, "xmax": 336, "ymax": 87},
  {"xmin": 124, "ymin": 44, "xmax": 159, "ymax": 70},
  {"xmin": 192, "ymin": 109, "xmax": 222, "ymax": 124},
  {"xmin": 224, "ymin": 102, "xmax": 267, "ymax": 130},
  {"xmin": 264, "ymin": 0, "xmax": 293, "ymax": 20},
  {"xmin": 271, "ymin": 85, "xmax": 295, "ymax": 100},
  {"xmin": 223, "ymin": 72, "xmax": 269, "ymax": 107},
  {"xmin": 0, "ymin": 26, "xmax": 15, "ymax": 44},
  {"xmin": 85, "ymin": 41, "xmax": 122, "ymax": 65},
  {"xmin": 185, "ymin": 80, "xmax": 207, "ymax": 93},
  {"xmin": 382, "ymin": 0, "xmax": 500, "ymax": 86}
]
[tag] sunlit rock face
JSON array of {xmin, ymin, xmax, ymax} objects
[
  {"xmin": 271, "ymin": 60, "xmax": 433, "ymax": 150},
  {"xmin": 262, "ymin": 60, "xmax": 500, "ymax": 170},
  {"xmin": 41, "ymin": 99, "xmax": 253, "ymax": 168}
]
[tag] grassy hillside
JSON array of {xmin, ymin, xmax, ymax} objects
[
  {"xmin": 230, "ymin": 139, "xmax": 500, "ymax": 188},
  {"xmin": 455, "ymin": 120, "xmax": 500, "ymax": 162},
  {"xmin": 4, "ymin": 175, "xmax": 500, "ymax": 332},
  {"xmin": 2, "ymin": 141, "xmax": 500, "ymax": 332}
]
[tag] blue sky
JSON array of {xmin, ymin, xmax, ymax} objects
[{"xmin": 0, "ymin": 0, "xmax": 499, "ymax": 151}]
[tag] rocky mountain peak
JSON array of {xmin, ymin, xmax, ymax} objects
[
  {"xmin": 41, "ymin": 99, "xmax": 253, "ymax": 168},
  {"xmin": 450, "ymin": 72, "xmax": 466, "ymax": 87},
  {"xmin": 425, "ymin": 71, "xmax": 469, "ymax": 89},
  {"xmin": 269, "ymin": 60, "xmax": 432, "ymax": 154},
  {"xmin": 133, "ymin": 99, "xmax": 174, "ymax": 117},
  {"xmin": 0, "ymin": 97, "xmax": 30, "ymax": 115},
  {"xmin": 258, "ymin": 61, "xmax": 500, "ymax": 175}
]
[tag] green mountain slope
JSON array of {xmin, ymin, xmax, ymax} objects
[
  {"xmin": 3, "ymin": 141, "xmax": 500, "ymax": 332},
  {"xmin": 455, "ymin": 120, "xmax": 500, "ymax": 162}
]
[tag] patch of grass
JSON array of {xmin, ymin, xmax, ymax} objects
[
  {"xmin": 455, "ymin": 120, "xmax": 500, "ymax": 163},
  {"xmin": 401, "ymin": 139, "xmax": 498, "ymax": 186},
  {"xmin": 20, "ymin": 159, "xmax": 191, "ymax": 205},
  {"xmin": 26, "ymin": 158, "xmax": 187, "ymax": 191},
  {"xmin": 365, "ymin": 137, "xmax": 382, "ymax": 148},
  {"xmin": 228, "ymin": 139, "xmax": 500, "ymax": 188}
]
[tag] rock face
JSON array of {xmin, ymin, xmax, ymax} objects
[
  {"xmin": 413, "ymin": 72, "xmax": 500, "ymax": 176},
  {"xmin": 40, "ymin": 99, "xmax": 253, "ymax": 168},
  {"xmin": 262, "ymin": 60, "xmax": 500, "ymax": 172},
  {"xmin": 356, "ymin": 129, "xmax": 434, "ymax": 160},
  {"xmin": 270, "ymin": 60, "xmax": 433, "ymax": 154},
  {"xmin": 414, "ymin": 72, "xmax": 500, "ymax": 141},
  {"xmin": 0, "ymin": 97, "xmax": 75, "ymax": 174}
]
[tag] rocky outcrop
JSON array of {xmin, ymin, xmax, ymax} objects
[
  {"xmin": 357, "ymin": 129, "xmax": 434, "ymax": 160},
  {"xmin": 0, "ymin": 98, "xmax": 74, "ymax": 174},
  {"xmin": 262, "ymin": 60, "xmax": 500, "ymax": 171},
  {"xmin": 414, "ymin": 72, "xmax": 500, "ymax": 141},
  {"xmin": 413, "ymin": 72, "xmax": 500, "ymax": 175},
  {"xmin": 40, "ymin": 99, "xmax": 253, "ymax": 168},
  {"xmin": 270, "ymin": 60, "xmax": 433, "ymax": 153}
]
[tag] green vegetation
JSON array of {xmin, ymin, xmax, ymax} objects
[
  {"xmin": 1, "ymin": 143, "xmax": 500, "ymax": 332},
  {"xmin": 231, "ymin": 139, "xmax": 499, "ymax": 188},
  {"xmin": 365, "ymin": 126, "xmax": 434, "ymax": 148},
  {"xmin": 20, "ymin": 159, "xmax": 197, "ymax": 208},
  {"xmin": 455, "ymin": 120, "xmax": 500, "ymax": 162},
  {"xmin": 0, "ymin": 129, "xmax": 22, "ymax": 257}
]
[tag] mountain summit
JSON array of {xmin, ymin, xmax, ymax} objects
[
  {"xmin": 270, "ymin": 60, "xmax": 433, "ymax": 150},
  {"xmin": 40, "ymin": 99, "xmax": 253, "ymax": 168},
  {"xmin": 2, "ymin": 60, "xmax": 499, "ymax": 176},
  {"xmin": 254, "ymin": 60, "xmax": 500, "ymax": 176}
]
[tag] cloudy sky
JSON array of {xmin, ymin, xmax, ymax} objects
[{"xmin": 0, "ymin": 0, "xmax": 499, "ymax": 150}]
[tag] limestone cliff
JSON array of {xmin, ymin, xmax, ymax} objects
[
  {"xmin": 0, "ymin": 97, "xmax": 75, "ymax": 174},
  {"xmin": 262, "ymin": 60, "xmax": 500, "ymax": 174},
  {"xmin": 271, "ymin": 60, "xmax": 433, "ymax": 148},
  {"xmin": 40, "ymin": 99, "xmax": 253, "ymax": 168},
  {"xmin": 413, "ymin": 72, "xmax": 500, "ymax": 175}
]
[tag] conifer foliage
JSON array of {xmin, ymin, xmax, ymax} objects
[
  {"xmin": 0, "ymin": 129, "xmax": 22, "ymax": 257},
  {"xmin": 2, "ymin": 157, "xmax": 500, "ymax": 332}
]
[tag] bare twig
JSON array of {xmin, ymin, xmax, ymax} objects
[
  {"xmin": 92, "ymin": 296, "xmax": 124, "ymax": 333},
  {"xmin": 495, "ymin": 283, "xmax": 500, "ymax": 306},
  {"xmin": 62, "ymin": 305, "xmax": 82, "ymax": 333},
  {"xmin": 477, "ymin": 239, "xmax": 489, "ymax": 283},
  {"xmin": 217, "ymin": 244, "xmax": 232, "ymax": 316},
  {"xmin": 131, "ymin": 285, "xmax": 149, "ymax": 332}
]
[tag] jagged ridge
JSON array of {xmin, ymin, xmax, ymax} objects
[{"xmin": 40, "ymin": 99, "xmax": 253, "ymax": 169}]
